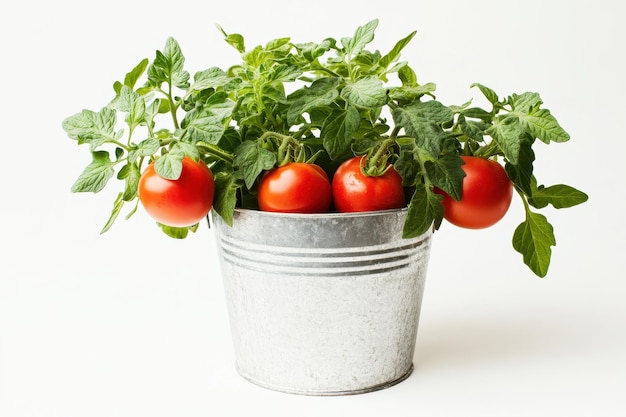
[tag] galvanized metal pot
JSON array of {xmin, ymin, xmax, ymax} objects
[{"xmin": 213, "ymin": 208, "xmax": 432, "ymax": 395}]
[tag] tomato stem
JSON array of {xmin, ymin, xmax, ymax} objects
[{"xmin": 363, "ymin": 128, "xmax": 400, "ymax": 176}]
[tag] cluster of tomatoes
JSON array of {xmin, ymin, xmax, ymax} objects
[{"xmin": 137, "ymin": 155, "xmax": 513, "ymax": 230}]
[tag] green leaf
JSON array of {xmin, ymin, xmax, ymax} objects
[
  {"xmin": 71, "ymin": 151, "xmax": 117, "ymax": 193},
  {"xmin": 342, "ymin": 19, "xmax": 378, "ymax": 57},
  {"xmin": 218, "ymin": 25, "xmax": 245, "ymax": 53},
  {"xmin": 182, "ymin": 92, "xmax": 235, "ymax": 143},
  {"xmin": 392, "ymin": 100, "xmax": 453, "ymax": 155},
  {"xmin": 233, "ymin": 141, "xmax": 276, "ymax": 189},
  {"xmin": 117, "ymin": 162, "xmax": 141, "ymax": 201},
  {"xmin": 486, "ymin": 116, "xmax": 524, "ymax": 164},
  {"xmin": 425, "ymin": 153, "xmax": 465, "ymax": 201},
  {"xmin": 100, "ymin": 192, "xmax": 125, "ymax": 234},
  {"xmin": 154, "ymin": 149, "xmax": 185, "ymax": 180},
  {"xmin": 294, "ymin": 40, "xmax": 333, "ymax": 62},
  {"xmin": 268, "ymin": 64, "xmax": 302, "ymax": 83},
  {"xmin": 509, "ymin": 92, "xmax": 542, "ymax": 113},
  {"xmin": 517, "ymin": 107, "xmax": 570, "ymax": 144},
  {"xmin": 128, "ymin": 138, "xmax": 160, "ymax": 161},
  {"xmin": 388, "ymin": 83, "xmax": 436, "ymax": 102},
  {"xmin": 504, "ymin": 138, "xmax": 535, "ymax": 195},
  {"xmin": 147, "ymin": 37, "xmax": 190, "ymax": 89},
  {"xmin": 113, "ymin": 58, "xmax": 149, "ymax": 94},
  {"xmin": 287, "ymin": 77, "xmax": 340, "ymax": 124},
  {"xmin": 112, "ymin": 85, "xmax": 146, "ymax": 131},
  {"xmin": 402, "ymin": 183, "xmax": 442, "ymax": 238},
  {"xmin": 340, "ymin": 76, "xmax": 387, "ymax": 109},
  {"xmin": 471, "ymin": 83, "xmax": 499, "ymax": 105},
  {"xmin": 322, "ymin": 106, "xmax": 361, "ymax": 160},
  {"xmin": 189, "ymin": 67, "xmax": 233, "ymax": 92},
  {"xmin": 212, "ymin": 171, "xmax": 240, "ymax": 226},
  {"xmin": 159, "ymin": 223, "xmax": 196, "ymax": 239},
  {"xmin": 379, "ymin": 30, "xmax": 416, "ymax": 69},
  {"xmin": 512, "ymin": 210, "xmax": 556, "ymax": 277},
  {"xmin": 530, "ymin": 184, "xmax": 589, "ymax": 209},
  {"xmin": 62, "ymin": 108, "xmax": 121, "ymax": 149}
]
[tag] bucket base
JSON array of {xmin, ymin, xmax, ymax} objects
[{"xmin": 235, "ymin": 363, "xmax": 414, "ymax": 396}]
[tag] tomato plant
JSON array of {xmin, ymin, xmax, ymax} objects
[
  {"xmin": 332, "ymin": 156, "xmax": 405, "ymax": 213},
  {"xmin": 257, "ymin": 163, "xmax": 332, "ymax": 213},
  {"xmin": 138, "ymin": 157, "xmax": 215, "ymax": 227},
  {"xmin": 435, "ymin": 156, "xmax": 513, "ymax": 229}
]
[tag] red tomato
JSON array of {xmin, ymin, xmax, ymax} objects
[
  {"xmin": 436, "ymin": 156, "xmax": 513, "ymax": 229},
  {"xmin": 332, "ymin": 156, "xmax": 405, "ymax": 212},
  {"xmin": 257, "ymin": 163, "xmax": 332, "ymax": 213},
  {"xmin": 138, "ymin": 156, "xmax": 215, "ymax": 227}
]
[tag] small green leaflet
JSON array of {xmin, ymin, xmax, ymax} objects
[
  {"xmin": 147, "ymin": 37, "xmax": 190, "ymax": 89},
  {"xmin": 530, "ymin": 184, "xmax": 589, "ymax": 209},
  {"xmin": 233, "ymin": 141, "xmax": 276, "ymax": 189},
  {"xmin": 340, "ymin": 76, "xmax": 387, "ymax": 109},
  {"xmin": 212, "ymin": 171, "xmax": 239, "ymax": 226},
  {"xmin": 342, "ymin": 19, "xmax": 378, "ymax": 57},
  {"xmin": 322, "ymin": 106, "xmax": 360, "ymax": 160},
  {"xmin": 154, "ymin": 148, "xmax": 185, "ymax": 180},
  {"xmin": 403, "ymin": 183, "xmax": 443, "ymax": 238},
  {"xmin": 513, "ymin": 211, "xmax": 556, "ymax": 278},
  {"xmin": 287, "ymin": 77, "xmax": 340, "ymax": 125},
  {"xmin": 62, "ymin": 108, "xmax": 121, "ymax": 150},
  {"xmin": 113, "ymin": 58, "xmax": 149, "ymax": 94},
  {"xmin": 71, "ymin": 151, "xmax": 117, "ymax": 193},
  {"xmin": 182, "ymin": 92, "xmax": 235, "ymax": 144}
]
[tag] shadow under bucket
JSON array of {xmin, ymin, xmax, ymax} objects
[{"xmin": 213, "ymin": 208, "xmax": 433, "ymax": 395}]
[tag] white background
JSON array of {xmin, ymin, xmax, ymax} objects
[{"xmin": 1, "ymin": 0, "xmax": 624, "ymax": 416}]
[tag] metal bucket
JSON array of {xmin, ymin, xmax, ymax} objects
[{"xmin": 213, "ymin": 208, "xmax": 432, "ymax": 395}]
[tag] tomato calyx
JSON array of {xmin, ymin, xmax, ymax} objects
[{"xmin": 359, "ymin": 134, "xmax": 400, "ymax": 177}]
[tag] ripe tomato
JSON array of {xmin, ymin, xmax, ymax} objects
[
  {"xmin": 332, "ymin": 156, "xmax": 405, "ymax": 212},
  {"xmin": 138, "ymin": 156, "xmax": 215, "ymax": 227},
  {"xmin": 436, "ymin": 156, "xmax": 513, "ymax": 229},
  {"xmin": 258, "ymin": 163, "xmax": 332, "ymax": 213}
]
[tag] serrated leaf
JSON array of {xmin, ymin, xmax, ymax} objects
[
  {"xmin": 512, "ymin": 211, "xmax": 556, "ymax": 277},
  {"xmin": 233, "ymin": 141, "xmax": 276, "ymax": 189},
  {"xmin": 113, "ymin": 85, "xmax": 146, "ymax": 130},
  {"xmin": 425, "ymin": 154, "xmax": 465, "ymax": 201},
  {"xmin": 392, "ymin": 100, "xmax": 453, "ymax": 156},
  {"xmin": 504, "ymin": 138, "xmax": 535, "ymax": 195},
  {"xmin": 471, "ymin": 83, "xmax": 499, "ymax": 105},
  {"xmin": 154, "ymin": 150, "xmax": 185, "ymax": 180},
  {"xmin": 509, "ymin": 92, "xmax": 542, "ymax": 113},
  {"xmin": 71, "ymin": 151, "xmax": 116, "ymax": 193},
  {"xmin": 268, "ymin": 64, "xmax": 302, "ymax": 83},
  {"xmin": 486, "ymin": 115, "xmax": 524, "ymax": 164},
  {"xmin": 287, "ymin": 77, "xmax": 340, "ymax": 124},
  {"xmin": 147, "ymin": 37, "xmax": 190, "ymax": 89},
  {"xmin": 518, "ymin": 108, "xmax": 570, "ymax": 144},
  {"xmin": 62, "ymin": 108, "xmax": 120, "ymax": 149},
  {"xmin": 212, "ymin": 171, "xmax": 239, "ymax": 226},
  {"xmin": 182, "ymin": 92, "xmax": 235, "ymax": 143},
  {"xmin": 322, "ymin": 106, "xmax": 360, "ymax": 160},
  {"xmin": 118, "ymin": 162, "xmax": 141, "ymax": 201},
  {"xmin": 530, "ymin": 184, "xmax": 589, "ymax": 209},
  {"xmin": 189, "ymin": 67, "xmax": 233, "ymax": 92},
  {"xmin": 340, "ymin": 76, "xmax": 387, "ymax": 109},
  {"xmin": 343, "ymin": 19, "xmax": 378, "ymax": 57},
  {"xmin": 128, "ymin": 138, "xmax": 160, "ymax": 161},
  {"xmin": 402, "ymin": 183, "xmax": 442, "ymax": 238},
  {"xmin": 388, "ymin": 83, "xmax": 437, "ymax": 101}
]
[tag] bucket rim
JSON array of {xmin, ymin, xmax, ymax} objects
[{"xmin": 228, "ymin": 207, "xmax": 409, "ymax": 220}]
